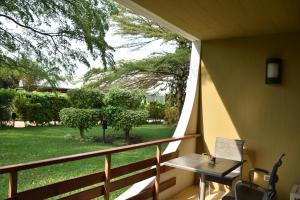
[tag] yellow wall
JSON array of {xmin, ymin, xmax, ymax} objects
[{"xmin": 201, "ymin": 32, "xmax": 300, "ymax": 199}]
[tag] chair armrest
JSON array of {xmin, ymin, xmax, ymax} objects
[{"xmin": 248, "ymin": 168, "xmax": 269, "ymax": 183}]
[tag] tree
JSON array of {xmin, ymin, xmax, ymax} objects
[
  {"xmin": 67, "ymin": 89, "xmax": 105, "ymax": 109},
  {"xmin": 83, "ymin": 7, "xmax": 191, "ymax": 114},
  {"xmin": 59, "ymin": 108, "xmax": 101, "ymax": 138},
  {"xmin": 0, "ymin": 0, "xmax": 118, "ymax": 83},
  {"xmin": 147, "ymin": 100, "xmax": 165, "ymax": 122},
  {"xmin": 59, "ymin": 89, "xmax": 105, "ymax": 138},
  {"xmin": 0, "ymin": 88, "xmax": 16, "ymax": 127},
  {"xmin": 0, "ymin": 58, "xmax": 62, "ymax": 89},
  {"xmin": 104, "ymin": 89, "xmax": 148, "ymax": 143}
]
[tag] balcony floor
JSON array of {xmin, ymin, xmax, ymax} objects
[{"xmin": 168, "ymin": 185, "xmax": 229, "ymax": 200}]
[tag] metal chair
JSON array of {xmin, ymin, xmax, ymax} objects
[
  {"xmin": 206, "ymin": 137, "xmax": 245, "ymax": 186},
  {"xmin": 223, "ymin": 153, "xmax": 285, "ymax": 200}
]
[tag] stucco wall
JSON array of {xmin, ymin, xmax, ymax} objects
[{"xmin": 201, "ymin": 32, "xmax": 300, "ymax": 199}]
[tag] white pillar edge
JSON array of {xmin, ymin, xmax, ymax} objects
[{"xmin": 116, "ymin": 41, "xmax": 201, "ymax": 200}]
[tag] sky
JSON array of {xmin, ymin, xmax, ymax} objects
[{"xmin": 62, "ymin": 27, "xmax": 177, "ymax": 89}]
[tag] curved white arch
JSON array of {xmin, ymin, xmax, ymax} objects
[{"xmin": 116, "ymin": 41, "xmax": 201, "ymax": 200}]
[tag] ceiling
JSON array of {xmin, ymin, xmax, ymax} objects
[{"xmin": 128, "ymin": 0, "xmax": 300, "ymax": 40}]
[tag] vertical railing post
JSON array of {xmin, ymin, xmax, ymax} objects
[
  {"xmin": 104, "ymin": 154, "xmax": 111, "ymax": 200},
  {"xmin": 154, "ymin": 144, "xmax": 161, "ymax": 200},
  {"xmin": 8, "ymin": 171, "xmax": 17, "ymax": 198}
]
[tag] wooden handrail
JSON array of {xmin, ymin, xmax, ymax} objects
[{"xmin": 0, "ymin": 134, "xmax": 199, "ymax": 174}]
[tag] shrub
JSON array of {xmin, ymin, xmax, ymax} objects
[
  {"xmin": 67, "ymin": 89, "xmax": 105, "ymax": 109},
  {"xmin": 147, "ymin": 101, "xmax": 165, "ymax": 121},
  {"xmin": 106, "ymin": 89, "xmax": 145, "ymax": 109},
  {"xmin": 104, "ymin": 89, "xmax": 148, "ymax": 143},
  {"xmin": 59, "ymin": 108, "xmax": 102, "ymax": 138},
  {"xmin": 0, "ymin": 89, "xmax": 16, "ymax": 127},
  {"xmin": 14, "ymin": 91, "xmax": 70, "ymax": 125},
  {"xmin": 164, "ymin": 106, "xmax": 179, "ymax": 125}
]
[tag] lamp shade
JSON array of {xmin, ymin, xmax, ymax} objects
[{"xmin": 266, "ymin": 58, "xmax": 281, "ymax": 84}]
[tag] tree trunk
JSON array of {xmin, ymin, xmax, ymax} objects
[
  {"xmin": 124, "ymin": 129, "xmax": 130, "ymax": 144},
  {"xmin": 79, "ymin": 127, "xmax": 85, "ymax": 139},
  {"xmin": 103, "ymin": 129, "xmax": 106, "ymax": 143},
  {"xmin": 176, "ymin": 84, "xmax": 184, "ymax": 116}
]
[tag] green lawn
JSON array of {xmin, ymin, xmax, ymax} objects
[{"xmin": 0, "ymin": 124, "xmax": 175, "ymax": 199}]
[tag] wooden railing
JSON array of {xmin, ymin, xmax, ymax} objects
[{"xmin": 0, "ymin": 134, "xmax": 199, "ymax": 200}]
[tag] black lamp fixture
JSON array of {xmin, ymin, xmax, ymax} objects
[{"xmin": 266, "ymin": 58, "xmax": 282, "ymax": 84}]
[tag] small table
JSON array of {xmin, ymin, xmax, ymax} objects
[{"xmin": 164, "ymin": 153, "xmax": 242, "ymax": 200}]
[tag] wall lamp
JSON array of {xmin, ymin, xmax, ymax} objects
[{"xmin": 266, "ymin": 58, "xmax": 282, "ymax": 84}]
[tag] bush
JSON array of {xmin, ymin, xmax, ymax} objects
[
  {"xmin": 147, "ymin": 101, "xmax": 165, "ymax": 121},
  {"xmin": 67, "ymin": 89, "xmax": 105, "ymax": 109},
  {"xmin": 106, "ymin": 89, "xmax": 145, "ymax": 109},
  {"xmin": 164, "ymin": 106, "xmax": 179, "ymax": 125},
  {"xmin": 14, "ymin": 91, "xmax": 70, "ymax": 125},
  {"xmin": 0, "ymin": 89, "xmax": 16, "ymax": 127},
  {"xmin": 59, "ymin": 108, "xmax": 102, "ymax": 138},
  {"xmin": 104, "ymin": 89, "xmax": 148, "ymax": 143}
]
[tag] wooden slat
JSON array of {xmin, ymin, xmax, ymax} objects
[
  {"xmin": 104, "ymin": 154, "xmax": 111, "ymax": 200},
  {"xmin": 11, "ymin": 171, "xmax": 104, "ymax": 200},
  {"xmin": 110, "ymin": 151, "xmax": 178, "ymax": 179},
  {"xmin": 8, "ymin": 172, "xmax": 17, "ymax": 198},
  {"xmin": 58, "ymin": 185, "xmax": 104, "ymax": 200},
  {"xmin": 110, "ymin": 168, "xmax": 156, "ymax": 192},
  {"xmin": 111, "ymin": 157, "xmax": 156, "ymax": 179},
  {"xmin": 127, "ymin": 177, "xmax": 176, "ymax": 200},
  {"xmin": 161, "ymin": 150, "xmax": 179, "ymax": 163},
  {"xmin": 110, "ymin": 165, "xmax": 175, "ymax": 192},
  {"xmin": 0, "ymin": 134, "xmax": 198, "ymax": 174},
  {"xmin": 154, "ymin": 145, "xmax": 161, "ymax": 200}
]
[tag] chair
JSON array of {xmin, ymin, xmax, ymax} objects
[
  {"xmin": 223, "ymin": 153, "xmax": 285, "ymax": 200},
  {"xmin": 206, "ymin": 137, "xmax": 245, "ymax": 186}
]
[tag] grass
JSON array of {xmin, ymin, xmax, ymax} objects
[{"xmin": 0, "ymin": 124, "xmax": 175, "ymax": 199}]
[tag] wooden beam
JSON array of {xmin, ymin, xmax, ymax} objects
[
  {"xmin": 58, "ymin": 185, "xmax": 104, "ymax": 200},
  {"xmin": 8, "ymin": 172, "xmax": 17, "ymax": 198},
  {"xmin": 13, "ymin": 171, "xmax": 105, "ymax": 199},
  {"xmin": 154, "ymin": 145, "xmax": 161, "ymax": 200},
  {"xmin": 104, "ymin": 154, "xmax": 111, "ymax": 200}
]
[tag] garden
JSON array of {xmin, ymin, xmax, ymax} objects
[{"xmin": 0, "ymin": 88, "xmax": 177, "ymax": 199}]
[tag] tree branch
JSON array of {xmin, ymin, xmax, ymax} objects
[{"xmin": 0, "ymin": 14, "xmax": 67, "ymax": 37}]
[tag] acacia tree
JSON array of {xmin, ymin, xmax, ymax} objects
[
  {"xmin": 83, "ymin": 7, "xmax": 191, "ymax": 114},
  {"xmin": 0, "ymin": 0, "xmax": 117, "ymax": 84}
]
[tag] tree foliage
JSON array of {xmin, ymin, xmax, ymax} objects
[
  {"xmin": 0, "ymin": 0, "xmax": 118, "ymax": 84},
  {"xmin": 84, "ymin": 7, "xmax": 191, "ymax": 114},
  {"xmin": 104, "ymin": 89, "xmax": 148, "ymax": 142},
  {"xmin": 14, "ymin": 91, "xmax": 70, "ymax": 125},
  {"xmin": 147, "ymin": 100, "xmax": 165, "ymax": 121},
  {"xmin": 67, "ymin": 89, "xmax": 105, "ymax": 109},
  {"xmin": 59, "ymin": 108, "xmax": 101, "ymax": 138},
  {"xmin": 0, "ymin": 88, "xmax": 16, "ymax": 126}
]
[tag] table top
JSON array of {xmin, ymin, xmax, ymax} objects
[{"xmin": 164, "ymin": 153, "xmax": 242, "ymax": 177}]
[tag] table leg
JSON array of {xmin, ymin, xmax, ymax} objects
[{"xmin": 199, "ymin": 174, "xmax": 206, "ymax": 200}]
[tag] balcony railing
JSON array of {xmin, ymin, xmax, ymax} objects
[{"xmin": 0, "ymin": 134, "xmax": 199, "ymax": 200}]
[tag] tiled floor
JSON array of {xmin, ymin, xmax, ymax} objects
[{"xmin": 168, "ymin": 185, "xmax": 229, "ymax": 200}]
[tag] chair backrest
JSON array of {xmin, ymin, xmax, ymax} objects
[
  {"xmin": 268, "ymin": 153, "xmax": 285, "ymax": 198},
  {"xmin": 214, "ymin": 137, "xmax": 245, "ymax": 161}
]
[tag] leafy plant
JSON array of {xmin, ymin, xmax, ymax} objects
[
  {"xmin": 147, "ymin": 101, "xmax": 165, "ymax": 121},
  {"xmin": 0, "ymin": 89, "xmax": 16, "ymax": 127},
  {"xmin": 104, "ymin": 89, "xmax": 148, "ymax": 143},
  {"xmin": 59, "ymin": 108, "xmax": 102, "ymax": 138},
  {"xmin": 67, "ymin": 89, "xmax": 105, "ymax": 109},
  {"xmin": 164, "ymin": 106, "xmax": 179, "ymax": 125}
]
